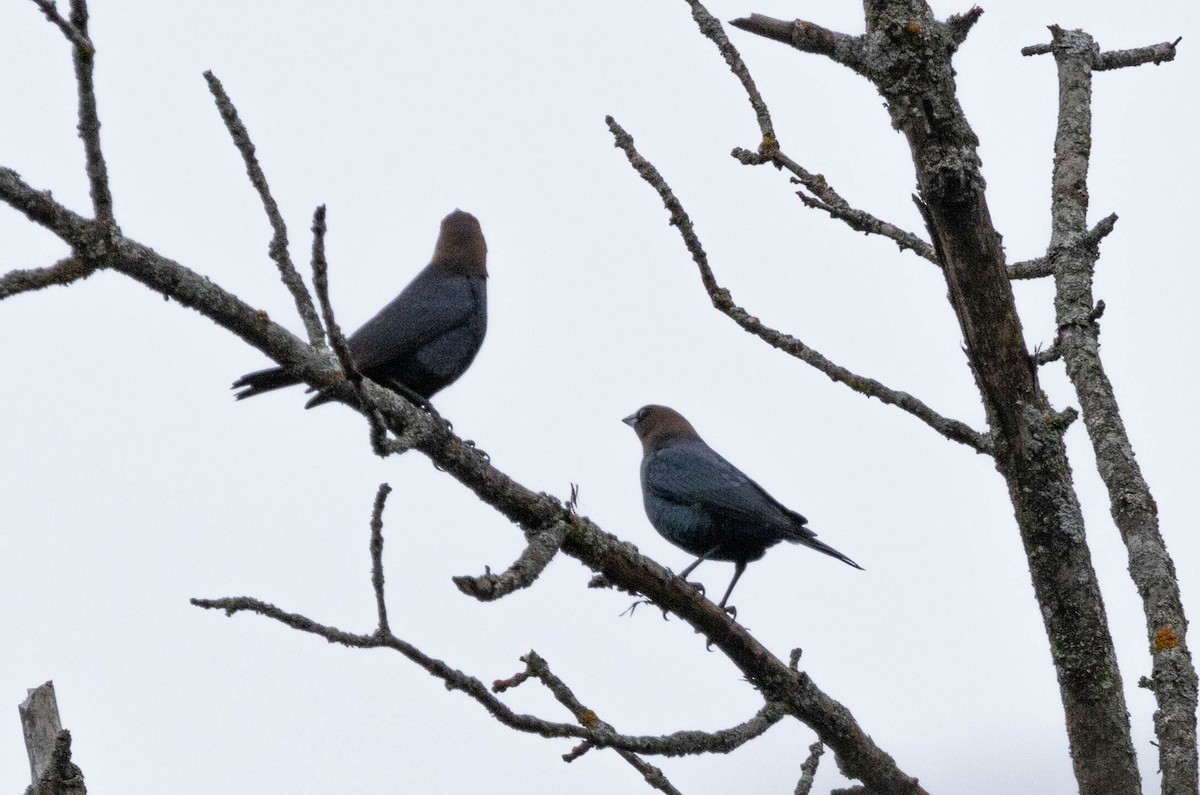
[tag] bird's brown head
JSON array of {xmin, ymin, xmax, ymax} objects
[
  {"xmin": 622, "ymin": 404, "xmax": 701, "ymax": 454},
  {"xmin": 432, "ymin": 209, "xmax": 487, "ymax": 277}
]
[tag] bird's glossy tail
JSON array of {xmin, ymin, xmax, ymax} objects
[
  {"xmin": 795, "ymin": 533, "xmax": 864, "ymax": 570},
  {"xmin": 231, "ymin": 367, "xmax": 300, "ymax": 400}
]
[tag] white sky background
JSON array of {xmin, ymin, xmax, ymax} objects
[{"xmin": 1, "ymin": 1, "xmax": 1197, "ymax": 792}]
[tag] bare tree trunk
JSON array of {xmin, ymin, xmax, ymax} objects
[{"xmin": 733, "ymin": 2, "xmax": 1142, "ymax": 791}]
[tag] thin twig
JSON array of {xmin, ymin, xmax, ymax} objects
[
  {"xmin": 310, "ymin": 206, "xmax": 395, "ymax": 454},
  {"xmin": 794, "ymin": 741, "xmax": 824, "ymax": 795},
  {"xmin": 608, "ymin": 116, "xmax": 990, "ymax": 454},
  {"xmin": 501, "ymin": 651, "xmax": 687, "ymax": 794},
  {"xmin": 733, "ymin": 148, "xmax": 935, "ymax": 262},
  {"xmin": 28, "ymin": 0, "xmax": 93, "ymax": 53},
  {"xmin": 684, "ymin": 0, "xmax": 774, "ymax": 146},
  {"xmin": 369, "ymin": 483, "xmax": 392, "ymax": 635},
  {"xmin": 67, "ymin": 0, "xmax": 113, "ymax": 229},
  {"xmin": 204, "ymin": 70, "xmax": 326, "ymax": 348}
]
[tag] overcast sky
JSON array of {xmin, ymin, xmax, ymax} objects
[{"xmin": 2, "ymin": 1, "xmax": 1197, "ymax": 793}]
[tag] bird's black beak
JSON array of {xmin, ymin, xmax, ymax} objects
[{"xmin": 621, "ymin": 413, "xmax": 638, "ymax": 428}]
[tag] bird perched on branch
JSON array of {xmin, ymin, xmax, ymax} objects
[
  {"xmin": 232, "ymin": 209, "xmax": 488, "ymax": 409},
  {"xmin": 623, "ymin": 404, "xmax": 862, "ymax": 611}
]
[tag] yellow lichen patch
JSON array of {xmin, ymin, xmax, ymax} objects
[
  {"xmin": 907, "ymin": 21, "xmax": 923, "ymax": 35},
  {"xmin": 1155, "ymin": 626, "xmax": 1180, "ymax": 651},
  {"xmin": 579, "ymin": 709, "xmax": 599, "ymax": 728}
]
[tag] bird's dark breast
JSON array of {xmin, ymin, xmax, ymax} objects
[{"xmin": 644, "ymin": 497, "xmax": 776, "ymax": 563}]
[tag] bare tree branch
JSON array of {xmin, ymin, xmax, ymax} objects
[
  {"xmin": 684, "ymin": 0, "xmax": 773, "ymax": 146},
  {"xmin": 191, "ymin": 492, "xmax": 790, "ymax": 766},
  {"xmin": 307, "ymin": 205, "xmax": 396, "ymax": 454},
  {"xmin": 368, "ymin": 482, "xmax": 392, "ymax": 635},
  {"xmin": 607, "ymin": 115, "xmax": 990, "ymax": 455},
  {"xmin": 1038, "ymin": 25, "xmax": 1197, "ymax": 795},
  {"xmin": 1007, "ymin": 256, "xmax": 1052, "ymax": 279},
  {"xmin": 729, "ymin": 15, "xmax": 867, "ymax": 76},
  {"xmin": 203, "ymin": 70, "xmax": 326, "ymax": 348},
  {"xmin": 497, "ymin": 651, "xmax": 687, "ymax": 794},
  {"xmin": 27, "ymin": 0, "xmax": 92, "ymax": 54},
  {"xmin": 67, "ymin": 0, "xmax": 112, "ymax": 229},
  {"xmin": 453, "ymin": 519, "xmax": 568, "ymax": 601},
  {"xmin": 0, "ymin": 256, "xmax": 95, "ymax": 300},
  {"xmin": 794, "ymin": 741, "xmax": 824, "ymax": 795},
  {"xmin": 688, "ymin": 0, "xmax": 933, "ymax": 263}
]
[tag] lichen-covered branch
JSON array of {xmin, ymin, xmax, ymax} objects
[
  {"xmin": 453, "ymin": 519, "xmax": 568, "ymax": 601},
  {"xmin": 0, "ymin": 256, "xmax": 96, "ymax": 299},
  {"xmin": 607, "ymin": 115, "xmax": 989, "ymax": 455},
  {"xmin": 1037, "ymin": 26, "xmax": 1196, "ymax": 795},
  {"xmin": 794, "ymin": 741, "xmax": 824, "ymax": 795},
  {"xmin": 204, "ymin": 70, "xmax": 326, "ymax": 348},
  {"xmin": 729, "ymin": 14, "xmax": 867, "ymax": 76}
]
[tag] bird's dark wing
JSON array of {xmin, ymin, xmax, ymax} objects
[
  {"xmin": 347, "ymin": 266, "xmax": 482, "ymax": 373},
  {"xmin": 645, "ymin": 439, "xmax": 809, "ymax": 545}
]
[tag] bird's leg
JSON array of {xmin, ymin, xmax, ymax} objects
[
  {"xmin": 716, "ymin": 560, "xmax": 747, "ymax": 618},
  {"xmin": 678, "ymin": 547, "xmax": 721, "ymax": 595}
]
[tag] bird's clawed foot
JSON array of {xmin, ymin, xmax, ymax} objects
[{"xmin": 620, "ymin": 598, "xmax": 667, "ymax": 619}]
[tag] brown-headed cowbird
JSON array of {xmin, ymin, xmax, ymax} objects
[
  {"xmin": 623, "ymin": 404, "xmax": 861, "ymax": 610},
  {"xmin": 233, "ymin": 209, "xmax": 488, "ymax": 408}
]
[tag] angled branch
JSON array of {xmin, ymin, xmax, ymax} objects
[
  {"xmin": 28, "ymin": 0, "xmax": 92, "ymax": 54},
  {"xmin": 497, "ymin": 651, "xmax": 685, "ymax": 794},
  {"xmin": 453, "ymin": 518, "xmax": 568, "ymax": 601},
  {"xmin": 608, "ymin": 116, "xmax": 990, "ymax": 455},
  {"xmin": 729, "ymin": 15, "xmax": 868, "ymax": 76},
  {"xmin": 204, "ymin": 70, "xmax": 326, "ymax": 348}
]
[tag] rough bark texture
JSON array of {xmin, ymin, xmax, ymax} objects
[
  {"xmin": 19, "ymin": 682, "xmax": 86, "ymax": 795},
  {"xmin": 733, "ymin": 3, "xmax": 1142, "ymax": 793},
  {"xmin": 1042, "ymin": 28, "xmax": 1197, "ymax": 795}
]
